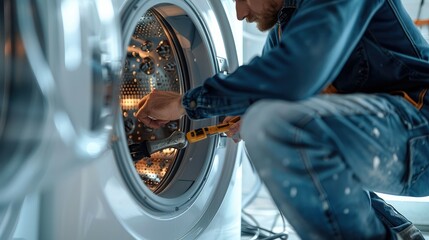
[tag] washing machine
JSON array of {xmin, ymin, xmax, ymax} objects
[{"xmin": 6, "ymin": 0, "xmax": 243, "ymax": 239}]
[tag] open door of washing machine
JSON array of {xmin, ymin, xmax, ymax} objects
[
  {"xmin": 1, "ymin": 0, "xmax": 122, "ymax": 209},
  {"xmin": 0, "ymin": 201, "xmax": 23, "ymax": 240},
  {"xmin": 37, "ymin": 0, "xmax": 243, "ymax": 239}
]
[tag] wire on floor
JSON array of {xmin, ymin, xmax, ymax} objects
[
  {"xmin": 242, "ymin": 211, "xmax": 288, "ymax": 240},
  {"xmin": 241, "ymin": 147, "xmax": 289, "ymax": 240}
]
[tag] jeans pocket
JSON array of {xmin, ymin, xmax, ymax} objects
[{"xmin": 404, "ymin": 135, "xmax": 429, "ymax": 196}]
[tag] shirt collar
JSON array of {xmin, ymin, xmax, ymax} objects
[{"xmin": 277, "ymin": 0, "xmax": 297, "ymax": 24}]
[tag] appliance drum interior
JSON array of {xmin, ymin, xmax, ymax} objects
[{"xmin": 120, "ymin": 9, "xmax": 189, "ymax": 193}]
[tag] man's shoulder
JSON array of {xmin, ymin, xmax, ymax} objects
[{"xmin": 262, "ymin": 26, "xmax": 280, "ymax": 54}]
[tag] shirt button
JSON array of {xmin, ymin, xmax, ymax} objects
[{"xmin": 189, "ymin": 100, "xmax": 196, "ymax": 109}]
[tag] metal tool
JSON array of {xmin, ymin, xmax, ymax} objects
[{"xmin": 129, "ymin": 116, "xmax": 240, "ymax": 161}]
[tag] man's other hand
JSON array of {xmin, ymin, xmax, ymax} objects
[
  {"xmin": 136, "ymin": 89, "xmax": 186, "ymax": 129},
  {"xmin": 223, "ymin": 116, "xmax": 242, "ymax": 143}
]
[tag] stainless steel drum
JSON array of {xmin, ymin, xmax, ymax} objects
[{"xmin": 120, "ymin": 9, "xmax": 187, "ymax": 193}]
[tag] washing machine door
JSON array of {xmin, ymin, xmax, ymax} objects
[
  {"xmin": 0, "ymin": 201, "xmax": 23, "ymax": 240},
  {"xmin": 111, "ymin": 0, "xmax": 241, "ymax": 238},
  {"xmin": 1, "ymin": 0, "xmax": 50, "ymax": 204},
  {"xmin": 0, "ymin": 0, "xmax": 122, "ymax": 203}
]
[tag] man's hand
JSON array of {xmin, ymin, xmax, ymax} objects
[
  {"xmin": 223, "ymin": 116, "xmax": 242, "ymax": 143},
  {"xmin": 136, "ymin": 89, "xmax": 186, "ymax": 129}
]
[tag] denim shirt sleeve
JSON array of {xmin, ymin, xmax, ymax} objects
[{"xmin": 183, "ymin": 0, "xmax": 385, "ymax": 119}]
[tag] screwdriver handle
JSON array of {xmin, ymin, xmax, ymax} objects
[{"xmin": 186, "ymin": 116, "xmax": 240, "ymax": 143}]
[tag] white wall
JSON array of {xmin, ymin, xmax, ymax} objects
[
  {"xmin": 403, "ymin": 0, "xmax": 429, "ymax": 41},
  {"xmin": 242, "ymin": 22, "xmax": 268, "ymax": 64},
  {"xmin": 241, "ymin": 0, "xmax": 429, "ymax": 65}
]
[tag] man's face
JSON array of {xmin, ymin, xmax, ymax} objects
[{"xmin": 235, "ymin": 0, "xmax": 283, "ymax": 31}]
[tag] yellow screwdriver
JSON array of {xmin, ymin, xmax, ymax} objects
[{"xmin": 186, "ymin": 116, "xmax": 240, "ymax": 143}]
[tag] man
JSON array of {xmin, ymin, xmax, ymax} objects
[{"xmin": 136, "ymin": 0, "xmax": 429, "ymax": 239}]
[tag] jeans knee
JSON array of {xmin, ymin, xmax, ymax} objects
[
  {"xmin": 240, "ymin": 99, "xmax": 337, "ymax": 169},
  {"xmin": 241, "ymin": 99, "xmax": 316, "ymax": 145}
]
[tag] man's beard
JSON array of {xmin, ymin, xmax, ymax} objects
[{"xmin": 248, "ymin": 1, "xmax": 281, "ymax": 31}]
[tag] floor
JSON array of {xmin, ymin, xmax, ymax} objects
[
  {"xmin": 240, "ymin": 159, "xmax": 429, "ymax": 240},
  {"xmin": 241, "ymin": 184, "xmax": 429, "ymax": 240},
  {"xmin": 240, "ymin": 156, "xmax": 298, "ymax": 240},
  {"xmin": 241, "ymin": 184, "xmax": 299, "ymax": 240}
]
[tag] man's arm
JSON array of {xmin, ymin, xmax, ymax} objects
[{"xmin": 183, "ymin": 0, "xmax": 384, "ymax": 119}]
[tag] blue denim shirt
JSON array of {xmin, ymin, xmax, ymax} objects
[{"xmin": 182, "ymin": 0, "xmax": 429, "ymax": 120}]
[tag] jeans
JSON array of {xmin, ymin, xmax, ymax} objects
[{"xmin": 240, "ymin": 93, "xmax": 429, "ymax": 239}]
